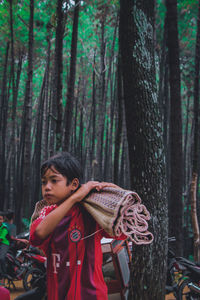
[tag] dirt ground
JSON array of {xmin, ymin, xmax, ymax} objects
[
  {"xmin": 7, "ymin": 280, "xmax": 176, "ymax": 300},
  {"xmin": 8, "ymin": 281, "xmax": 24, "ymax": 300}
]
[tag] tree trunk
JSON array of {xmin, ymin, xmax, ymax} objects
[
  {"xmin": 49, "ymin": 70, "xmax": 56, "ymax": 156},
  {"xmin": 190, "ymin": 0, "xmax": 200, "ymax": 262},
  {"xmin": 0, "ymin": 42, "xmax": 9, "ymax": 209},
  {"xmin": 53, "ymin": 0, "xmax": 65, "ymax": 151},
  {"xmin": 64, "ymin": 0, "xmax": 80, "ymax": 151},
  {"xmin": 42, "ymin": 24, "xmax": 52, "ymax": 161},
  {"xmin": 114, "ymin": 57, "xmax": 123, "ymax": 185},
  {"xmin": 91, "ymin": 50, "xmax": 97, "ymax": 178},
  {"xmin": 119, "ymin": 0, "xmax": 168, "ymax": 298},
  {"xmin": 9, "ymin": 0, "xmax": 18, "ymax": 207},
  {"xmin": 17, "ymin": 0, "xmax": 34, "ymax": 232},
  {"xmin": 104, "ymin": 16, "xmax": 118, "ymax": 182},
  {"xmin": 31, "ymin": 75, "xmax": 46, "ymax": 216},
  {"xmin": 94, "ymin": 6, "xmax": 109, "ymax": 181},
  {"xmin": 9, "ymin": 0, "xmax": 17, "ymax": 130},
  {"xmin": 183, "ymin": 93, "xmax": 191, "ymax": 193},
  {"xmin": 166, "ymin": 0, "xmax": 183, "ymax": 256}
]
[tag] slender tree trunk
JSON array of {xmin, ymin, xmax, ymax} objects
[
  {"xmin": 72, "ymin": 77, "xmax": 80, "ymax": 156},
  {"xmin": 103, "ymin": 120, "xmax": 109, "ymax": 181},
  {"xmin": 17, "ymin": 0, "xmax": 34, "ymax": 232},
  {"xmin": 10, "ymin": 51, "xmax": 23, "ymax": 209},
  {"xmin": 49, "ymin": 71, "xmax": 56, "ymax": 156},
  {"xmin": 9, "ymin": 0, "xmax": 17, "ymax": 129},
  {"xmin": 190, "ymin": 0, "xmax": 200, "ymax": 262},
  {"xmin": 42, "ymin": 24, "xmax": 52, "ymax": 161},
  {"xmin": 91, "ymin": 50, "xmax": 97, "ymax": 176},
  {"xmin": 77, "ymin": 78, "xmax": 85, "ymax": 163},
  {"xmin": 114, "ymin": 57, "xmax": 123, "ymax": 185},
  {"xmin": 104, "ymin": 16, "xmax": 118, "ymax": 181},
  {"xmin": 53, "ymin": 0, "xmax": 65, "ymax": 151},
  {"xmin": 9, "ymin": 0, "xmax": 18, "ymax": 207},
  {"xmin": 166, "ymin": 0, "xmax": 183, "ymax": 255},
  {"xmin": 183, "ymin": 93, "xmax": 191, "ymax": 192},
  {"xmin": 163, "ymin": 58, "xmax": 170, "ymax": 203},
  {"xmin": 0, "ymin": 42, "xmax": 9, "ymax": 209},
  {"xmin": 31, "ymin": 75, "xmax": 46, "ymax": 216},
  {"xmin": 94, "ymin": 14, "xmax": 107, "ymax": 181},
  {"xmin": 64, "ymin": 0, "xmax": 80, "ymax": 151}
]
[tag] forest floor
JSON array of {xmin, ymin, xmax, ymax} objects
[
  {"xmin": 8, "ymin": 280, "xmax": 176, "ymax": 300},
  {"xmin": 9, "ymin": 281, "xmax": 23, "ymax": 300}
]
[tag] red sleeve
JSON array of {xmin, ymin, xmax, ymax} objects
[{"xmin": 29, "ymin": 205, "xmax": 56, "ymax": 254}]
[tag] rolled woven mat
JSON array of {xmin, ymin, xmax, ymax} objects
[
  {"xmin": 31, "ymin": 188, "xmax": 154, "ymax": 245},
  {"xmin": 31, "ymin": 199, "xmax": 48, "ymax": 224},
  {"xmin": 83, "ymin": 187, "xmax": 154, "ymax": 245}
]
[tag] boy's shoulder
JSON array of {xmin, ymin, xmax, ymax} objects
[
  {"xmin": 31, "ymin": 201, "xmax": 90, "ymax": 224},
  {"xmin": 40, "ymin": 205, "xmax": 57, "ymax": 219}
]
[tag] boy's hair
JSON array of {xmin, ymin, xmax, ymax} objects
[{"xmin": 41, "ymin": 152, "xmax": 83, "ymax": 185}]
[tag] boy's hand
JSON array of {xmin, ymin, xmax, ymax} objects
[
  {"xmin": 73, "ymin": 181, "xmax": 100, "ymax": 202},
  {"xmin": 72, "ymin": 181, "xmax": 121, "ymax": 203},
  {"xmin": 94, "ymin": 182, "xmax": 122, "ymax": 191}
]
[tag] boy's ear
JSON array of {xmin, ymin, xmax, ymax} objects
[{"xmin": 71, "ymin": 178, "xmax": 79, "ymax": 191}]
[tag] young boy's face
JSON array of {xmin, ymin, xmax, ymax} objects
[
  {"xmin": 41, "ymin": 167, "xmax": 78, "ymax": 206},
  {"xmin": 0, "ymin": 215, "xmax": 4, "ymax": 225}
]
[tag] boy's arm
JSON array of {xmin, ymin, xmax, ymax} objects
[
  {"xmin": 34, "ymin": 181, "xmax": 109, "ymax": 240},
  {"xmin": 30, "ymin": 211, "xmax": 52, "ymax": 252}
]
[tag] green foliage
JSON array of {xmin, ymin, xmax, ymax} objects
[
  {"xmin": 189, "ymin": 254, "xmax": 194, "ymax": 261},
  {"xmin": 0, "ymin": 0, "xmax": 119, "ymax": 107},
  {"xmin": 22, "ymin": 217, "xmax": 30, "ymax": 231}
]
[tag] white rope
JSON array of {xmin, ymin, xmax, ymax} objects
[{"xmin": 80, "ymin": 229, "xmax": 103, "ymax": 240}]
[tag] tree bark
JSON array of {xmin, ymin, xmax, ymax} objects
[
  {"xmin": 0, "ymin": 42, "xmax": 9, "ymax": 209},
  {"xmin": 166, "ymin": 0, "xmax": 183, "ymax": 256},
  {"xmin": 31, "ymin": 74, "xmax": 46, "ymax": 216},
  {"xmin": 42, "ymin": 24, "xmax": 52, "ymax": 161},
  {"xmin": 119, "ymin": 0, "xmax": 168, "ymax": 298},
  {"xmin": 64, "ymin": 0, "xmax": 80, "ymax": 151},
  {"xmin": 17, "ymin": 0, "xmax": 34, "ymax": 232},
  {"xmin": 114, "ymin": 57, "xmax": 123, "ymax": 185},
  {"xmin": 190, "ymin": 0, "xmax": 200, "ymax": 262},
  {"xmin": 9, "ymin": 0, "xmax": 18, "ymax": 207},
  {"xmin": 94, "ymin": 7, "xmax": 108, "ymax": 180},
  {"xmin": 53, "ymin": 0, "xmax": 65, "ymax": 151}
]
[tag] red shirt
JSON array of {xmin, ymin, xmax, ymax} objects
[{"xmin": 30, "ymin": 204, "xmax": 118, "ymax": 300}]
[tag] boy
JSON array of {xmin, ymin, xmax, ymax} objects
[
  {"xmin": 4, "ymin": 210, "xmax": 17, "ymax": 238},
  {"xmin": 0, "ymin": 212, "xmax": 10, "ymax": 279},
  {"xmin": 30, "ymin": 152, "xmax": 125, "ymax": 300}
]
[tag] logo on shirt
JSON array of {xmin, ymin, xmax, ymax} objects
[{"xmin": 69, "ymin": 229, "xmax": 82, "ymax": 243}]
